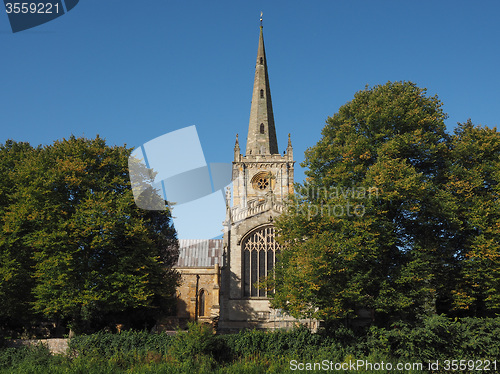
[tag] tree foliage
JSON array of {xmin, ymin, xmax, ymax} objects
[
  {"xmin": 0, "ymin": 136, "xmax": 179, "ymax": 332},
  {"xmin": 271, "ymin": 81, "xmax": 500, "ymax": 324},
  {"xmin": 447, "ymin": 120, "xmax": 500, "ymax": 314},
  {"xmin": 0, "ymin": 140, "xmax": 40, "ymax": 323}
]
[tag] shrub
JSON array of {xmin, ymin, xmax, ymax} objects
[
  {"xmin": 69, "ymin": 329, "xmax": 174, "ymax": 358},
  {"xmin": 0, "ymin": 344, "xmax": 54, "ymax": 371},
  {"xmin": 364, "ymin": 315, "xmax": 500, "ymax": 362},
  {"xmin": 1, "ymin": 316, "xmax": 499, "ymax": 373},
  {"xmin": 168, "ymin": 322, "xmax": 217, "ymax": 363}
]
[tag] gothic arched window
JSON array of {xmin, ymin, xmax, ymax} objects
[
  {"xmin": 198, "ymin": 290, "xmax": 206, "ymax": 317},
  {"xmin": 260, "ymin": 123, "xmax": 265, "ymax": 134},
  {"xmin": 243, "ymin": 226, "xmax": 280, "ymax": 297},
  {"xmin": 260, "ymin": 57, "xmax": 263, "ymax": 64},
  {"xmin": 260, "ymin": 89, "xmax": 264, "ymax": 98}
]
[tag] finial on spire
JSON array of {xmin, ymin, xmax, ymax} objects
[
  {"xmin": 286, "ymin": 133, "xmax": 293, "ymax": 159},
  {"xmin": 260, "ymin": 11, "xmax": 263, "ymax": 27},
  {"xmin": 234, "ymin": 133, "xmax": 241, "ymax": 161}
]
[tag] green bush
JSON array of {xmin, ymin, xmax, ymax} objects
[
  {"xmin": 168, "ymin": 322, "xmax": 219, "ymax": 366},
  {"xmin": 69, "ymin": 329, "xmax": 174, "ymax": 358},
  {"xmin": 364, "ymin": 315, "xmax": 500, "ymax": 362},
  {"xmin": 1, "ymin": 316, "xmax": 499, "ymax": 373},
  {"xmin": 457, "ymin": 317, "xmax": 500, "ymax": 358},
  {"xmin": 0, "ymin": 344, "xmax": 56, "ymax": 372},
  {"xmin": 223, "ymin": 325, "xmax": 331, "ymax": 358}
]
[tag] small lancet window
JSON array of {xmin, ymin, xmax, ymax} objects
[
  {"xmin": 260, "ymin": 57, "xmax": 263, "ymax": 64},
  {"xmin": 198, "ymin": 290, "xmax": 205, "ymax": 317},
  {"xmin": 260, "ymin": 89, "xmax": 264, "ymax": 98},
  {"xmin": 260, "ymin": 123, "xmax": 265, "ymax": 134}
]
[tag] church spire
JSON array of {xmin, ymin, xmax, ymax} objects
[
  {"xmin": 245, "ymin": 17, "xmax": 278, "ymax": 156},
  {"xmin": 234, "ymin": 133, "xmax": 240, "ymax": 161}
]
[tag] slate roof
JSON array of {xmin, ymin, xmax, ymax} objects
[{"xmin": 176, "ymin": 239, "xmax": 223, "ymax": 268}]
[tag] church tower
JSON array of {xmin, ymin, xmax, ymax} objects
[{"xmin": 220, "ymin": 18, "xmax": 295, "ymax": 331}]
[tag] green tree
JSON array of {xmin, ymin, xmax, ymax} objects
[
  {"xmin": 447, "ymin": 120, "xmax": 500, "ymax": 315},
  {"xmin": 272, "ymin": 81, "xmax": 460, "ymax": 324},
  {"xmin": 0, "ymin": 136, "xmax": 179, "ymax": 332},
  {"xmin": 0, "ymin": 141, "xmax": 39, "ymax": 325}
]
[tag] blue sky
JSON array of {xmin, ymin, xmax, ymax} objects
[{"xmin": 1, "ymin": 1, "xmax": 499, "ymax": 237}]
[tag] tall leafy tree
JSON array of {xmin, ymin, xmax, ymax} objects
[
  {"xmin": 272, "ymin": 81, "xmax": 459, "ymax": 324},
  {"xmin": 0, "ymin": 136, "xmax": 179, "ymax": 332},
  {"xmin": 447, "ymin": 120, "xmax": 500, "ymax": 315},
  {"xmin": 0, "ymin": 141, "xmax": 39, "ymax": 325}
]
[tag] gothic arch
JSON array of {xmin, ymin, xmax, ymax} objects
[
  {"xmin": 198, "ymin": 289, "xmax": 207, "ymax": 317},
  {"xmin": 241, "ymin": 225, "xmax": 281, "ymax": 297}
]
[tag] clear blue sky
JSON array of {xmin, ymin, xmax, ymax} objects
[{"xmin": 2, "ymin": 0, "xmax": 499, "ymax": 186}]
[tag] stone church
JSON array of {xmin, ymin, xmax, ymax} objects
[{"xmin": 172, "ymin": 22, "xmax": 314, "ymax": 332}]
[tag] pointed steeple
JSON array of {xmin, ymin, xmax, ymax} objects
[
  {"xmin": 286, "ymin": 133, "xmax": 293, "ymax": 160},
  {"xmin": 234, "ymin": 133, "xmax": 240, "ymax": 161},
  {"xmin": 246, "ymin": 19, "xmax": 278, "ymax": 156}
]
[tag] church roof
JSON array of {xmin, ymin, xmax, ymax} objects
[{"xmin": 176, "ymin": 239, "xmax": 223, "ymax": 268}]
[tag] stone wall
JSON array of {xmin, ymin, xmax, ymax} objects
[
  {"xmin": 6, "ymin": 338, "xmax": 69, "ymax": 355},
  {"xmin": 175, "ymin": 264, "xmax": 220, "ymax": 325}
]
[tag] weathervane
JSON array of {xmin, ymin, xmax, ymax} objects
[{"xmin": 260, "ymin": 11, "xmax": 263, "ymax": 27}]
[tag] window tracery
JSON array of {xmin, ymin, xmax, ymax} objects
[{"xmin": 243, "ymin": 226, "xmax": 280, "ymax": 297}]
